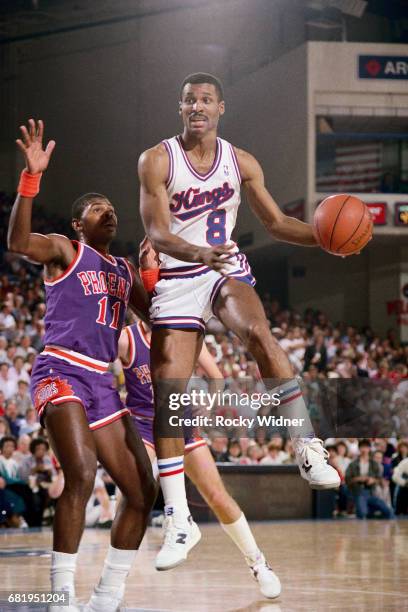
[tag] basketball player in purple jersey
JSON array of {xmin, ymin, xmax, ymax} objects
[
  {"xmin": 8, "ymin": 119, "xmax": 156, "ymax": 612},
  {"xmin": 139, "ymin": 73, "xmax": 340, "ymax": 568},
  {"xmin": 118, "ymin": 316, "xmax": 281, "ymax": 598}
]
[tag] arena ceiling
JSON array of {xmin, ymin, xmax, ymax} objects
[
  {"xmin": 0, "ymin": 0, "xmax": 207, "ymax": 44},
  {"xmin": 0, "ymin": 0, "xmax": 407, "ymax": 44}
]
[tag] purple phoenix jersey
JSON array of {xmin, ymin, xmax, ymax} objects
[
  {"xmin": 123, "ymin": 322, "xmax": 206, "ymax": 451},
  {"xmin": 122, "ymin": 321, "xmax": 153, "ymax": 420},
  {"xmin": 43, "ymin": 240, "xmax": 133, "ymax": 363}
]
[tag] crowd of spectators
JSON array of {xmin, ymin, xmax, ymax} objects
[{"xmin": 0, "ymin": 190, "xmax": 407, "ymax": 527}]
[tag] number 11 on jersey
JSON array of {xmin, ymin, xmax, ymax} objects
[{"xmin": 96, "ymin": 297, "xmax": 121, "ymax": 330}]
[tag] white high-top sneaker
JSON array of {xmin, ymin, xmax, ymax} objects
[
  {"xmin": 49, "ymin": 587, "xmax": 81, "ymax": 612},
  {"xmin": 294, "ymin": 438, "xmax": 341, "ymax": 489},
  {"xmin": 85, "ymin": 583, "xmax": 125, "ymax": 612},
  {"xmin": 155, "ymin": 507, "xmax": 201, "ymax": 571},
  {"xmin": 248, "ymin": 553, "xmax": 281, "ymax": 599}
]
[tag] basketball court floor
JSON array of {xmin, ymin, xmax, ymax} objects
[{"xmin": 1, "ymin": 520, "xmax": 407, "ymax": 611}]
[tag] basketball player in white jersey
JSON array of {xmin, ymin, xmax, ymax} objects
[{"xmin": 139, "ymin": 73, "xmax": 340, "ymax": 569}]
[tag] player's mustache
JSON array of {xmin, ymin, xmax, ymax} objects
[{"xmin": 190, "ymin": 114, "xmax": 207, "ymax": 120}]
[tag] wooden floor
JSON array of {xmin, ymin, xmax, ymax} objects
[{"xmin": 1, "ymin": 520, "xmax": 407, "ymax": 611}]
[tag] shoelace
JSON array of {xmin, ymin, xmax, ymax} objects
[{"xmin": 297, "ymin": 438, "xmax": 329, "ymax": 464}]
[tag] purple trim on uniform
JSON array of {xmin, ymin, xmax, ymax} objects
[
  {"xmin": 210, "ymin": 275, "xmax": 227, "ymax": 306},
  {"xmin": 210, "ymin": 276, "xmax": 228, "ymax": 313},
  {"xmin": 153, "ymin": 316, "xmax": 205, "ymax": 332},
  {"xmin": 154, "ymin": 315, "xmax": 204, "ymax": 322},
  {"xmin": 176, "ymin": 135, "xmax": 222, "ymax": 181},
  {"xmin": 210, "ymin": 272, "xmax": 255, "ymax": 315},
  {"xmin": 229, "ymin": 273, "xmax": 256, "ymax": 287},
  {"xmin": 162, "ymin": 140, "xmax": 174, "ymax": 188},
  {"xmin": 229, "ymin": 144, "xmax": 242, "ymax": 184},
  {"xmin": 160, "ymin": 266, "xmax": 211, "ymax": 280},
  {"xmin": 160, "ymin": 263, "xmax": 207, "ymax": 273},
  {"xmin": 44, "ymin": 241, "xmax": 84, "ymax": 286}
]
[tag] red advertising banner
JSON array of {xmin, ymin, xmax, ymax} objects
[{"xmin": 366, "ymin": 202, "xmax": 387, "ymax": 225}]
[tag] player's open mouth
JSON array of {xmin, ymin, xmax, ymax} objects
[{"xmin": 190, "ymin": 116, "xmax": 207, "ymax": 123}]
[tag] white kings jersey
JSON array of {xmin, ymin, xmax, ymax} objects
[{"xmin": 161, "ymin": 135, "xmax": 242, "ymax": 269}]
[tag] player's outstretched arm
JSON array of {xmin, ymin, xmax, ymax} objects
[
  {"xmin": 138, "ymin": 146, "xmax": 235, "ymax": 271},
  {"xmin": 237, "ymin": 148, "xmax": 317, "ymax": 247},
  {"xmin": 7, "ymin": 119, "xmax": 75, "ymax": 266}
]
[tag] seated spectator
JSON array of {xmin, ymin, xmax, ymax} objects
[
  {"xmin": 260, "ymin": 441, "xmax": 286, "ymax": 465},
  {"xmin": 5, "ymin": 400, "xmax": 22, "ymax": 438},
  {"xmin": 19, "ymin": 437, "xmax": 56, "ymax": 526},
  {"xmin": 9, "ymin": 355, "xmax": 31, "ymax": 385},
  {"xmin": 0, "ymin": 336, "xmax": 7, "ymax": 362},
  {"xmin": 0, "ymin": 362, "xmax": 16, "ymax": 400},
  {"xmin": 391, "ymin": 456, "xmax": 408, "ymax": 515},
  {"xmin": 282, "ymin": 439, "xmax": 296, "ymax": 464},
  {"xmin": 304, "ymin": 333, "xmax": 327, "ymax": 373},
  {"xmin": 254, "ymin": 427, "xmax": 268, "ymax": 450},
  {"xmin": 16, "ymin": 335, "xmax": 37, "ymax": 360},
  {"xmin": 239, "ymin": 442, "xmax": 264, "ymax": 465},
  {"xmin": 0, "ymin": 416, "xmax": 11, "ymax": 440},
  {"xmin": 227, "ymin": 439, "xmax": 242, "ymax": 464},
  {"xmin": 336, "ymin": 441, "xmax": 351, "ymax": 474},
  {"xmin": 85, "ymin": 471, "xmax": 114, "ymax": 528},
  {"xmin": 0, "ymin": 436, "xmax": 28, "ymax": 525},
  {"xmin": 326, "ymin": 443, "xmax": 350, "ymax": 516},
  {"xmin": 209, "ymin": 432, "xmax": 229, "ymax": 462},
  {"xmin": 0, "ymin": 475, "xmax": 22, "ymax": 528},
  {"xmin": 19, "ymin": 408, "xmax": 41, "ymax": 436},
  {"xmin": 0, "ymin": 303, "xmax": 16, "ymax": 337},
  {"xmin": 0, "ymin": 390, "xmax": 6, "ymax": 417},
  {"xmin": 13, "ymin": 434, "xmax": 32, "ymax": 465},
  {"xmin": 345, "ymin": 438, "xmax": 359, "ymax": 459},
  {"xmin": 345, "ymin": 439, "xmax": 394, "ymax": 520},
  {"xmin": 11, "ymin": 380, "xmax": 32, "ymax": 416},
  {"xmin": 391, "ymin": 441, "xmax": 408, "ymax": 470},
  {"xmin": 372, "ymin": 450, "xmax": 392, "ymax": 507}
]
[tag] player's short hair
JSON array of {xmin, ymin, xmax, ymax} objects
[
  {"xmin": 71, "ymin": 193, "xmax": 109, "ymax": 220},
  {"xmin": 180, "ymin": 73, "xmax": 224, "ymax": 101}
]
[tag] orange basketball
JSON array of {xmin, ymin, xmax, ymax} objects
[{"xmin": 313, "ymin": 194, "xmax": 373, "ymax": 256}]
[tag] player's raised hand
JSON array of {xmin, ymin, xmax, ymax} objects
[
  {"xmin": 139, "ymin": 235, "xmax": 160, "ymax": 270},
  {"xmin": 16, "ymin": 119, "xmax": 56, "ymax": 174},
  {"xmin": 198, "ymin": 243, "xmax": 236, "ymax": 273}
]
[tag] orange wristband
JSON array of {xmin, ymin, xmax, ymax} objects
[
  {"xmin": 140, "ymin": 268, "xmax": 160, "ymax": 292},
  {"xmin": 17, "ymin": 169, "xmax": 42, "ymax": 198}
]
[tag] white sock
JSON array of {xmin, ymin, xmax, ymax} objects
[
  {"xmin": 221, "ymin": 513, "xmax": 261, "ymax": 565},
  {"xmin": 50, "ymin": 551, "xmax": 77, "ymax": 596},
  {"xmin": 271, "ymin": 379, "xmax": 315, "ymax": 441},
  {"xmin": 157, "ymin": 455, "xmax": 189, "ymax": 515},
  {"xmin": 98, "ymin": 545, "xmax": 137, "ymax": 591}
]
